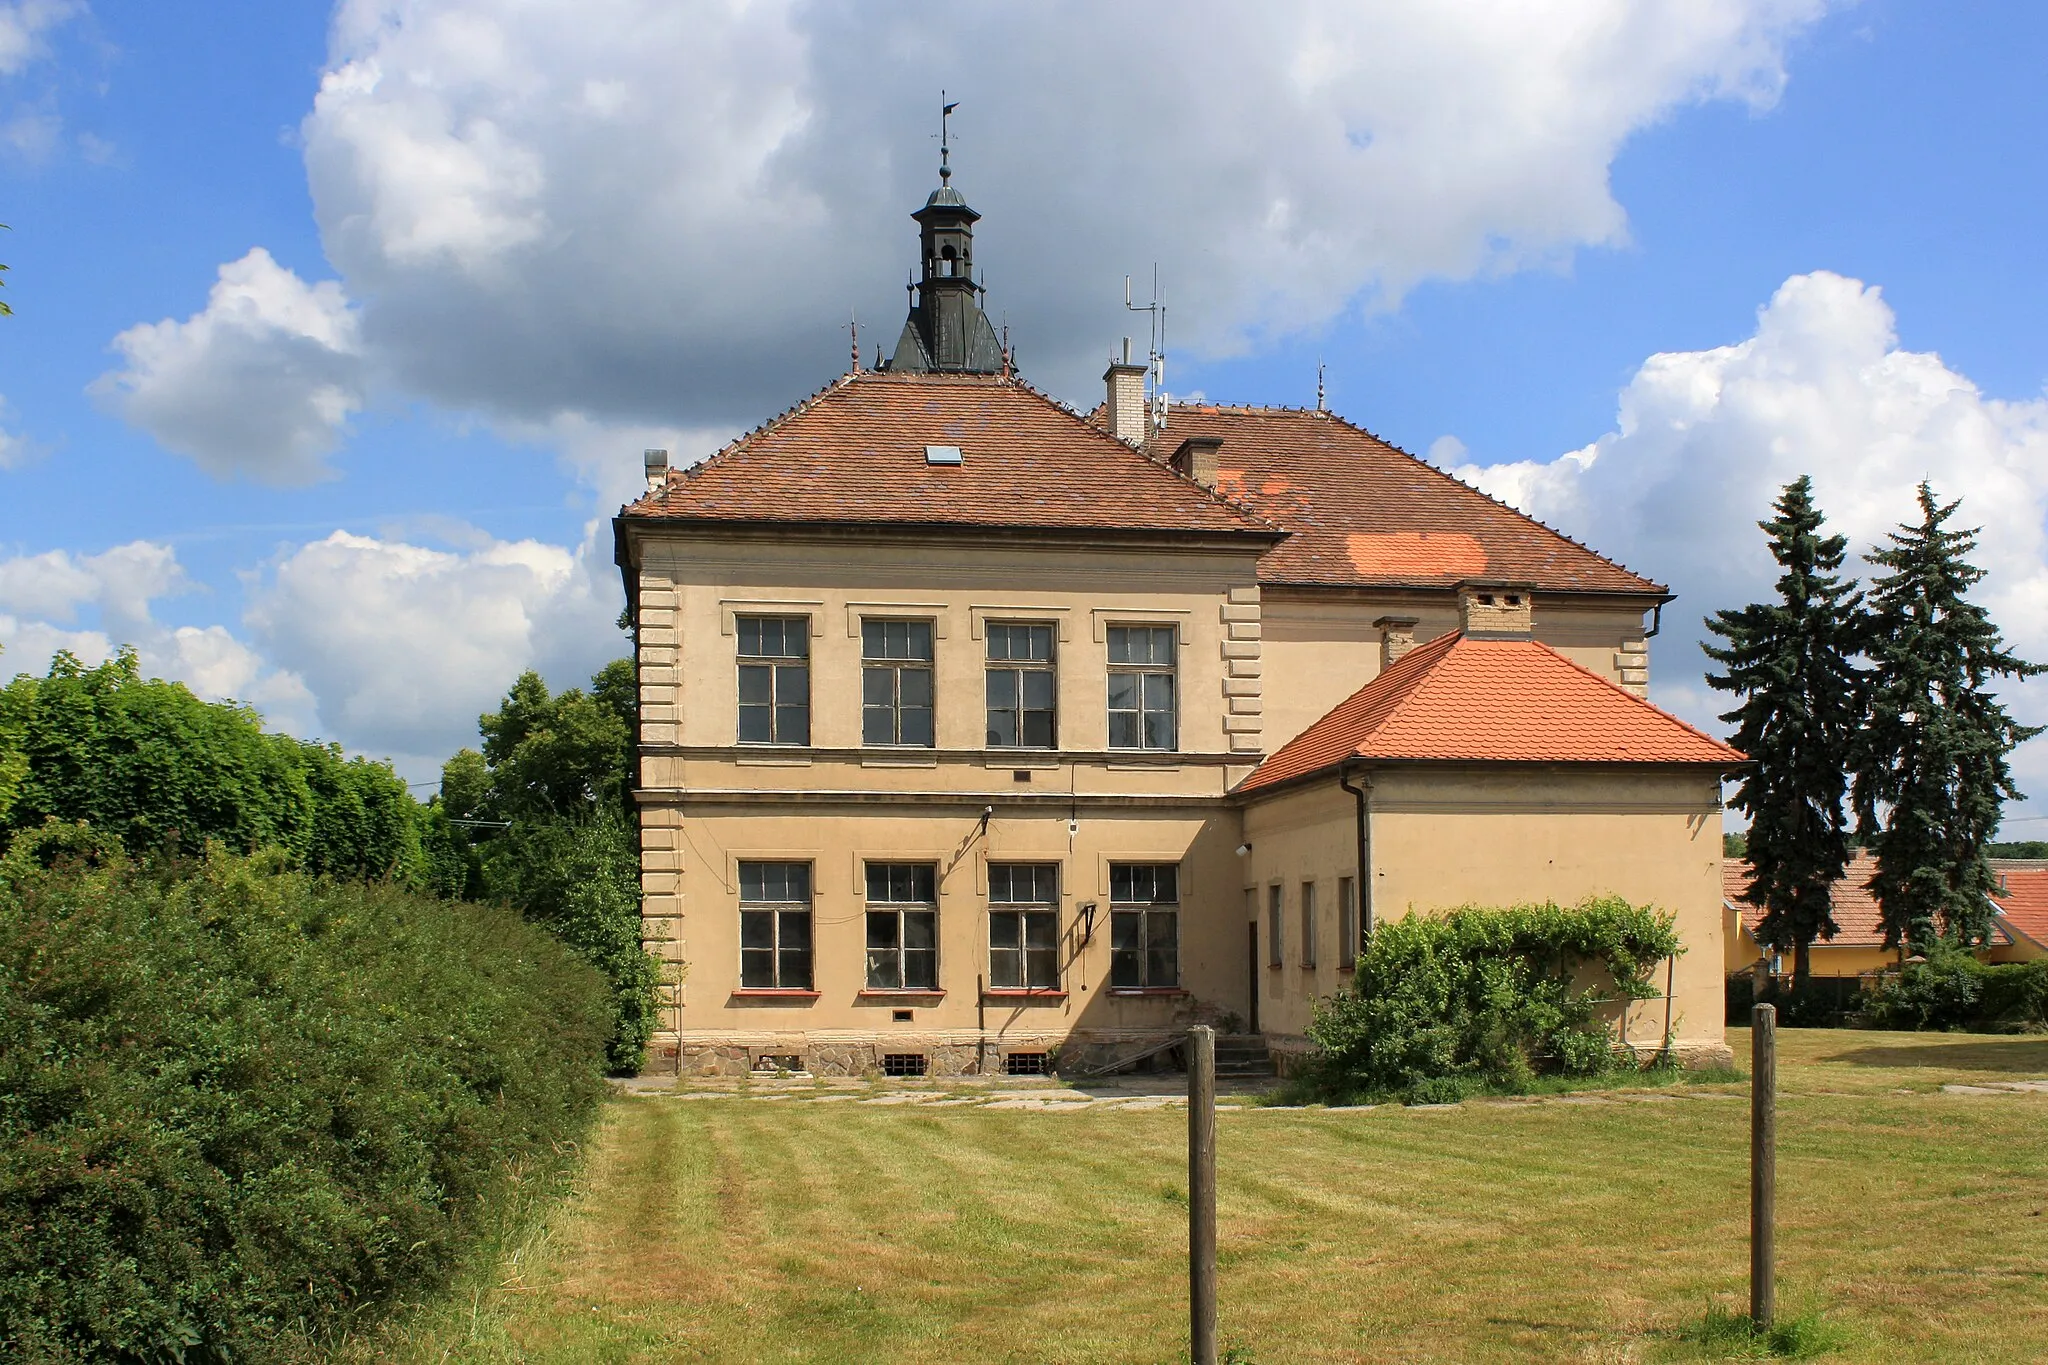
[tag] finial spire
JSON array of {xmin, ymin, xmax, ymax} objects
[
  {"xmin": 1317, "ymin": 360, "xmax": 1326, "ymax": 411},
  {"xmin": 848, "ymin": 312, "xmax": 860, "ymax": 373},
  {"xmin": 939, "ymin": 92, "xmax": 958, "ymax": 185}
]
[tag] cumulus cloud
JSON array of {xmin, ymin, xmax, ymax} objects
[
  {"xmin": 286, "ymin": 0, "xmax": 1832, "ymax": 431},
  {"xmin": 1455, "ymin": 270, "xmax": 2048, "ymax": 819},
  {"xmin": 0, "ymin": 397, "xmax": 37, "ymax": 469},
  {"xmin": 243, "ymin": 525, "xmax": 622, "ymax": 774},
  {"xmin": 0, "ymin": 539, "xmax": 319, "ymax": 735},
  {"xmin": 94, "ymin": 248, "xmax": 367, "ymax": 483}
]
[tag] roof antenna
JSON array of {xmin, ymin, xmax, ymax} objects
[
  {"xmin": 1317, "ymin": 360, "xmax": 1326, "ymax": 412},
  {"xmin": 939, "ymin": 92, "xmax": 958, "ymax": 185},
  {"xmin": 1124, "ymin": 266, "xmax": 1168, "ymax": 430}
]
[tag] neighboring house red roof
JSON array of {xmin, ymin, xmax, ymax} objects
[
  {"xmin": 1991, "ymin": 868, "xmax": 2048, "ymax": 950},
  {"xmin": 1235, "ymin": 630, "xmax": 1740, "ymax": 795},
  {"xmin": 1727, "ymin": 850, "xmax": 2013, "ymax": 948},
  {"xmin": 1145, "ymin": 405, "xmax": 1664, "ymax": 595},
  {"xmin": 621, "ymin": 371, "xmax": 1279, "ymax": 540}
]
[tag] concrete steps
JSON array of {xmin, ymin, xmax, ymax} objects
[{"xmin": 1212, "ymin": 1034, "xmax": 1276, "ymax": 1078}]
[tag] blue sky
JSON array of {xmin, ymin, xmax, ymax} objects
[{"xmin": 2, "ymin": 1, "xmax": 2045, "ymax": 831}]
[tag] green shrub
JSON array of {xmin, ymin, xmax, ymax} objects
[
  {"xmin": 1297, "ymin": 898, "xmax": 1682, "ymax": 1103},
  {"xmin": 0, "ymin": 832, "xmax": 611, "ymax": 1362},
  {"xmin": 1859, "ymin": 946, "xmax": 2048, "ymax": 1032}
]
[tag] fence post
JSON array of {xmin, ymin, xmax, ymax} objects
[
  {"xmin": 1189, "ymin": 1024, "xmax": 1217, "ymax": 1365},
  {"xmin": 1750, "ymin": 1002, "xmax": 1776, "ymax": 1330}
]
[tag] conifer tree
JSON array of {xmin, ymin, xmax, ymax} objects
[
  {"xmin": 1704, "ymin": 476, "xmax": 1866, "ymax": 986},
  {"xmin": 1855, "ymin": 483, "xmax": 2043, "ymax": 950}
]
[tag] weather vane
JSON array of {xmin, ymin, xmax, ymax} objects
[{"xmin": 939, "ymin": 92, "xmax": 958, "ymax": 184}]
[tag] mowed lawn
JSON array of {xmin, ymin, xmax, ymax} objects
[{"xmin": 363, "ymin": 1030, "xmax": 2048, "ymax": 1363}]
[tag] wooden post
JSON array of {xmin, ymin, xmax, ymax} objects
[
  {"xmin": 1189, "ymin": 1024, "xmax": 1218, "ymax": 1365},
  {"xmin": 1750, "ymin": 1003, "xmax": 1776, "ymax": 1330}
]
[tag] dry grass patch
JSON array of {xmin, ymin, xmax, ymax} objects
[{"xmin": 354, "ymin": 1030, "xmax": 2048, "ymax": 1363}]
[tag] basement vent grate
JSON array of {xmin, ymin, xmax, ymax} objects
[
  {"xmin": 751, "ymin": 1054, "xmax": 803, "ymax": 1074},
  {"xmin": 1003, "ymin": 1052, "xmax": 1050, "ymax": 1077},
  {"xmin": 924, "ymin": 444, "xmax": 963, "ymax": 465},
  {"xmin": 881, "ymin": 1053, "xmax": 928, "ymax": 1078}
]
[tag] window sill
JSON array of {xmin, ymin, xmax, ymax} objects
[
  {"xmin": 856, "ymin": 989, "xmax": 947, "ymax": 1000},
  {"xmin": 728, "ymin": 989, "xmax": 821, "ymax": 1003},
  {"xmin": 1337, "ymin": 964, "xmax": 1356, "ymax": 973},
  {"xmin": 1106, "ymin": 987, "xmax": 1189, "ymax": 997},
  {"xmin": 982, "ymin": 989, "xmax": 1068, "ymax": 1003},
  {"xmin": 735, "ymin": 751, "xmax": 812, "ymax": 767},
  {"xmin": 984, "ymin": 756, "xmax": 1060, "ymax": 770}
]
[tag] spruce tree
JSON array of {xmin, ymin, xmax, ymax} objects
[
  {"xmin": 1704, "ymin": 476, "xmax": 1866, "ymax": 986},
  {"xmin": 1855, "ymin": 482, "xmax": 2043, "ymax": 950}
]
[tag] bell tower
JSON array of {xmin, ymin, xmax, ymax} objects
[{"xmin": 885, "ymin": 99, "xmax": 1005, "ymax": 374}]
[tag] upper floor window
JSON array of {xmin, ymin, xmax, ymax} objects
[
  {"xmin": 739, "ymin": 861, "xmax": 812, "ymax": 991},
  {"xmin": 862, "ymin": 619, "xmax": 935, "ymax": 747},
  {"xmin": 986, "ymin": 623, "xmax": 1056, "ymax": 749},
  {"xmin": 1107, "ymin": 626, "xmax": 1176, "ymax": 750},
  {"xmin": 736, "ymin": 616, "xmax": 809, "ymax": 745},
  {"xmin": 865, "ymin": 862, "xmax": 938, "ymax": 991},
  {"xmin": 1110, "ymin": 863, "xmax": 1179, "ymax": 989},
  {"xmin": 988, "ymin": 862, "xmax": 1060, "ymax": 989}
]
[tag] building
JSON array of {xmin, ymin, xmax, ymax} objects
[
  {"xmin": 613, "ymin": 154, "xmax": 1738, "ymax": 1078},
  {"xmin": 1724, "ymin": 850, "xmax": 2025, "ymax": 978}
]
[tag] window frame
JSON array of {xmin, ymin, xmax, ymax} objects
[
  {"xmin": 987, "ymin": 862, "xmax": 1061, "ymax": 991},
  {"xmin": 1105, "ymin": 625, "xmax": 1178, "ymax": 752},
  {"xmin": 736, "ymin": 615, "xmax": 812, "ymax": 747},
  {"xmin": 984, "ymin": 622, "xmax": 1058, "ymax": 751},
  {"xmin": 861, "ymin": 618, "xmax": 936, "ymax": 748},
  {"xmin": 1109, "ymin": 862, "xmax": 1180, "ymax": 990},
  {"xmin": 1337, "ymin": 876, "xmax": 1358, "ymax": 971},
  {"xmin": 737, "ymin": 861, "xmax": 814, "ymax": 992},
  {"xmin": 863, "ymin": 861, "xmax": 939, "ymax": 992},
  {"xmin": 1299, "ymin": 880, "xmax": 1318, "ymax": 968}
]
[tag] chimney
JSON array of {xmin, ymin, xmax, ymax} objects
[
  {"xmin": 643, "ymin": 448, "xmax": 670, "ymax": 496},
  {"xmin": 1171, "ymin": 436, "xmax": 1223, "ymax": 488},
  {"xmin": 1456, "ymin": 582, "xmax": 1535, "ymax": 638},
  {"xmin": 1104, "ymin": 338, "xmax": 1148, "ymax": 447},
  {"xmin": 1372, "ymin": 615, "xmax": 1420, "ymax": 668}
]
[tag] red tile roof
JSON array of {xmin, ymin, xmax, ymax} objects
[
  {"xmin": 1235, "ymin": 630, "xmax": 1740, "ymax": 794},
  {"xmin": 1727, "ymin": 850, "xmax": 2015, "ymax": 948},
  {"xmin": 1992, "ymin": 869, "xmax": 2048, "ymax": 949},
  {"xmin": 621, "ymin": 371, "xmax": 1280, "ymax": 540},
  {"xmin": 1146, "ymin": 405, "xmax": 1664, "ymax": 594}
]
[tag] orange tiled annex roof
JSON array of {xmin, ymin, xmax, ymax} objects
[
  {"xmin": 1725, "ymin": 850, "xmax": 2016, "ymax": 949},
  {"xmin": 1991, "ymin": 868, "xmax": 2048, "ymax": 950},
  {"xmin": 624, "ymin": 371, "xmax": 1280, "ymax": 540},
  {"xmin": 1237, "ymin": 630, "xmax": 1740, "ymax": 794},
  {"xmin": 1149, "ymin": 405, "xmax": 1664, "ymax": 595}
]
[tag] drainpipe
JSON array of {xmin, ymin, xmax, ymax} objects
[{"xmin": 1337, "ymin": 764, "xmax": 1373, "ymax": 936}]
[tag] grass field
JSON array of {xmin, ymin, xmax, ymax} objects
[{"xmin": 355, "ymin": 1029, "xmax": 2048, "ymax": 1363}]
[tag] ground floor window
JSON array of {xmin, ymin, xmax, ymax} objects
[
  {"xmin": 1338, "ymin": 876, "xmax": 1358, "ymax": 967},
  {"xmin": 739, "ymin": 861, "xmax": 813, "ymax": 990},
  {"xmin": 989, "ymin": 862, "xmax": 1060, "ymax": 989},
  {"xmin": 1110, "ymin": 862, "xmax": 1180, "ymax": 988},
  {"xmin": 865, "ymin": 862, "xmax": 938, "ymax": 990}
]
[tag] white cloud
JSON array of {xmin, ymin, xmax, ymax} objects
[
  {"xmin": 0, "ymin": 539, "xmax": 318, "ymax": 735},
  {"xmin": 94, "ymin": 248, "xmax": 367, "ymax": 484},
  {"xmin": 290, "ymin": 0, "xmax": 1833, "ymax": 430},
  {"xmin": 0, "ymin": 0, "xmax": 77, "ymax": 77},
  {"xmin": 0, "ymin": 396, "xmax": 39, "ymax": 470},
  {"xmin": 1455, "ymin": 269, "xmax": 2048, "ymax": 823},
  {"xmin": 243, "ymin": 525, "xmax": 623, "ymax": 774}
]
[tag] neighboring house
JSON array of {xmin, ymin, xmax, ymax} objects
[
  {"xmin": 613, "ymin": 157, "xmax": 1739, "ymax": 1077},
  {"xmin": 1990, "ymin": 866, "xmax": 2048, "ymax": 961},
  {"xmin": 1725, "ymin": 849, "xmax": 2015, "ymax": 978}
]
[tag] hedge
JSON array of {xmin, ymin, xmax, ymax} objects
[
  {"xmin": 0, "ymin": 831, "xmax": 612, "ymax": 1362},
  {"xmin": 1858, "ymin": 946, "xmax": 2048, "ymax": 1032},
  {"xmin": 1298, "ymin": 898, "xmax": 1683, "ymax": 1103}
]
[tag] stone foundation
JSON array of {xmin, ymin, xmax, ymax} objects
[{"xmin": 649, "ymin": 1028, "xmax": 1199, "ymax": 1079}]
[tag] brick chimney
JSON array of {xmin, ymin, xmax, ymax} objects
[
  {"xmin": 1372, "ymin": 615, "xmax": 1420, "ymax": 668},
  {"xmin": 1170, "ymin": 436, "xmax": 1223, "ymax": 488},
  {"xmin": 1457, "ymin": 582, "xmax": 1534, "ymax": 638},
  {"xmin": 1104, "ymin": 338, "xmax": 1148, "ymax": 447},
  {"xmin": 643, "ymin": 448, "xmax": 669, "ymax": 496}
]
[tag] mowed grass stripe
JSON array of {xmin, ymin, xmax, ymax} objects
[{"xmin": 354, "ymin": 1031, "xmax": 2048, "ymax": 1364}]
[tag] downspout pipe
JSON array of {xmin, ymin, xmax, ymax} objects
[{"xmin": 1337, "ymin": 763, "xmax": 1373, "ymax": 937}]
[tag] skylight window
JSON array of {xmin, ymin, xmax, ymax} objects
[{"xmin": 924, "ymin": 444, "xmax": 962, "ymax": 465}]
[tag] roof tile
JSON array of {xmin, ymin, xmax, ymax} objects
[{"xmin": 1728, "ymin": 850, "xmax": 2017, "ymax": 949}]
